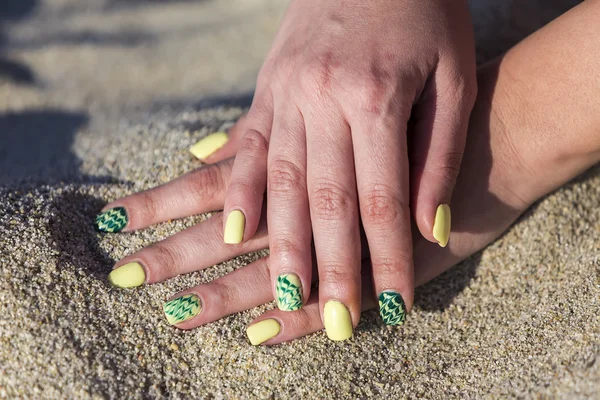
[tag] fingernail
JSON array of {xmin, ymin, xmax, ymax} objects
[
  {"xmin": 378, "ymin": 291, "xmax": 407, "ymax": 326},
  {"xmin": 108, "ymin": 262, "xmax": 146, "ymax": 288},
  {"xmin": 189, "ymin": 132, "xmax": 229, "ymax": 161},
  {"xmin": 246, "ymin": 319, "xmax": 281, "ymax": 346},
  {"xmin": 96, "ymin": 206, "xmax": 128, "ymax": 233},
  {"xmin": 323, "ymin": 300, "xmax": 353, "ymax": 341},
  {"xmin": 276, "ymin": 274, "xmax": 303, "ymax": 311},
  {"xmin": 163, "ymin": 294, "xmax": 202, "ymax": 325},
  {"xmin": 224, "ymin": 210, "xmax": 245, "ymax": 244},
  {"xmin": 432, "ymin": 204, "xmax": 451, "ymax": 247}
]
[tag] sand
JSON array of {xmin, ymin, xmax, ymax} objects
[{"xmin": 0, "ymin": 0, "xmax": 598, "ymax": 398}]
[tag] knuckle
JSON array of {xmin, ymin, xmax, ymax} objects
[
  {"xmin": 299, "ymin": 53, "xmax": 339, "ymax": 97},
  {"xmin": 150, "ymin": 242, "xmax": 179, "ymax": 277},
  {"xmin": 435, "ymin": 151, "xmax": 463, "ymax": 189},
  {"xmin": 361, "ymin": 185, "xmax": 404, "ymax": 228},
  {"xmin": 459, "ymin": 77, "xmax": 478, "ymax": 105},
  {"xmin": 268, "ymin": 158, "xmax": 306, "ymax": 194},
  {"xmin": 410, "ymin": 151, "xmax": 463, "ymax": 191},
  {"xmin": 356, "ymin": 80, "xmax": 389, "ymax": 116},
  {"xmin": 371, "ymin": 255, "xmax": 412, "ymax": 278},
  {"xmin": 240, "ymin": 129, "xmax": 269, "ymax": 156},
  {"xmin": 270, "ymin": 237, "xmax": 302, "ymax": 258},
  {"xmin": 211, "ymin": 280, "xmax": 234, "ymax": 312},
  {"xmin": 188, "ymin": 165, "xmax": 223, "ymax": 204},
  {"xmin": 443, "ymin": 74, "xmax": 478, "ymax": 110},
  {"xmin": 319, "ymin": 262, "xmax": 360, "ymax": 285},
  {"xmin": 304, "ymin": 61, "xmax": 330, "ymax": 86},
  {"xmin": 138, "ymin": 190, "xmax": 158, "ymax": 222},
  {"xmin": 289, "ymin": 306, "xmax": 319, "ymax": 331},
  {"xmin": 310, "ymin": 180, "xmax": 355, "ymax": 220},
  {"xmin": 227, "ymin": 180, "xmax": 255, "ymax": 201},
  {"xmin": 348, "ymin": 64, "xmax": 401, "ymax": 117}
]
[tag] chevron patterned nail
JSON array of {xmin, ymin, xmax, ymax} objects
[
  {"xmin": 378, "ymin": 291, "xmax": 406, "ymax": 326},
  {"xmin": 95, "ymin": 207, "xmax": 128, "ymax": 233},
  {"xmin": 276, "ymin": 274, "xmax": 303, "ymax": 311},
  {"xmin": 163, "ymin": 294, "xmax": 201, "ymax": 325}
]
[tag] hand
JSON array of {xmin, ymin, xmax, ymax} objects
[
  {"xmin": 96, "ymin": 157, "xmax": 461, "ymax": 345},
  {"xmin": 215, "ymin": 0, "xmax": 477, "ymax": 338},
  {"xmin": 96, "ymin": 159, "xmax": 376, "ymax": 344}
]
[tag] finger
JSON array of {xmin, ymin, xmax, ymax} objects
[
  {"xmin": 306, "ymin": 111, "xmax": 362, "ymax": 341},
  {"xmin": 162, "ymin": 257, "xmax": 273, "ymax": 328},
  {"xmin": 222, "ymin": 94, "xmax": 273, "ymax": 244},
  {"xmin": 409, "ymin": 64, "xmax": 477, "ymax": 248},
  {"xmin": 267, "ymin": 104, "xmax": 311, "ymax": 311},
  {"xmin": 95, "ymin": 160, "xmax": 233, "ymax": 233},
  {"xmin": 201, "ymin": 114, "xmax": 248, "ymax": 164},
  {"xmin": 247, "ymin": 259, "xmax": 377, "ymax": 346},
  {"xmin": 108, "ymin": 211, "xmax": 269, "ymax": 288},
  {"xmin": 350, "ymin": 102, "xmax": 414, "ymax": 326},
  {"xmin": 189, "ymin": 132, "xmax": 230, "ymax": 162}
]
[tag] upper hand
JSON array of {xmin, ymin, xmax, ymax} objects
[{"xmin": 216, "ymin": 0, "xmax": 477, "ymax": 339}]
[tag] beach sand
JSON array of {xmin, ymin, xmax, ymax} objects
[{"xmin": 0, "ymin": 0, "xmax": 598, "ymax": 397}]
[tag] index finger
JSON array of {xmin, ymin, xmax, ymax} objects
[{"xmin": 96, "ymin": 160, "xmax": 232, "ymax": 233}]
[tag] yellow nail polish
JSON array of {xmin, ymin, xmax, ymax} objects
[
  {"xmin": 246, "ymin": 319, "xmax": 281, "ymax": 346},
  {"xmin": 108, "ymin": 262, "xmax": 146, "ymax": 288},
  {"xmin": 189, "ymin": 132, "xmax": 229, "ymax": 160},
  {"xmin": 224, "ymin": 210, "xmax": 245, "ymax": 244},
  {"xmin": 432, "ymin": 204, "xmax": 451, "ymax": 248},
  {"xmin": 323, "ymin": 300, "xmax": 353, "ymax": 341}
]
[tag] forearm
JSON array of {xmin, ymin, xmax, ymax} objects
[{"xmin": 477, "ymin": 0, "xmax": 600, "ymax": 206}]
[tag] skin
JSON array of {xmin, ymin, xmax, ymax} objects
[
  {"xmin": 101, "ymin": 0, "xmax": 600, "ymax": 344},
  {"xmin": 218, "ymin": 0, "xmax": 477, "ymax": 323}
]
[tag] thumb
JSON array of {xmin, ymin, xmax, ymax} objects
[{"xmin": 409, "ymin": 68, "xmax": 476, "ymax": 247}]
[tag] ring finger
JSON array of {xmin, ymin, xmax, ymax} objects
[
  {"xmin": 108, "ymin": 211, "xmax": 269, "ymax": 288},
  {"xmin": 267, "ymin": 102, "xmax": 312, "ymax": 311}
]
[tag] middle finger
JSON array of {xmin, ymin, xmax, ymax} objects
[
  {"xmin": 306, "ymin": 109, "xmax": 361, "ymax": 342},
  {"xmin": 267, "ymin": 102, "xmax": 312, "ymax": 312}
]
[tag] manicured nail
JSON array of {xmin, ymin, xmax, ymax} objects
[
  {"xmin": 189, "ymin": 132, "xmax": 229, "ymax": 161},
  {"xmin": 276, "ymin": 274, "xmax": 303, "ymax": 311},
  {"xmin": 224, "ymin": 210, "xmax": 245, "ymax": 244},
  {"xmin": 96, "ymin": 206, "xmax": 128, "ymax": 233},
  {"xmin": 163, "ymin": 294, "xmax": 202, "ymax": 325},
  {"xmin": 246, "ymin": 319, "xmax": 281, "ymax": 346},
  {"xmin": 323, "ymin": 300, "xmax": 353, "ymax": 341},
  {"xmin": 378, "ymin": 291, "xmax": 407, "ymax": 326},
  {"xmin": 432, "ymin": 204, "xmax": 451, "ymax": 247},
  {"xmin": 108, "ymin": 262, "xmax": 146, "ymax": 288}
]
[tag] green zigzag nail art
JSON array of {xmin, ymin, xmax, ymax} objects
[
  {"xmin": 163, "ymin": 294, "xmax": 201, "ymax": 325},
  {"xmin": 276, "ymin": 274, "xmax": 303, "ymax": 311},
  {"xmin": 95, "ymin": 207, "xmax": 128, "ymax": 233},
  {"xmin": 378, "ymin": 291, "xmax": 407, "ymax": 326}
]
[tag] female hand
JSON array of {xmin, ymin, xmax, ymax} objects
[
  {"xmin": 201, "ymin": 0, "xmax": 477, "ymax": 340},
  {"xmin": 93, "ymin": 142, "xmax": 489, "ymax": 345},
  {"xmin": 96, "ymin": 158, "xmax": 378, "ymax": 345}
]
